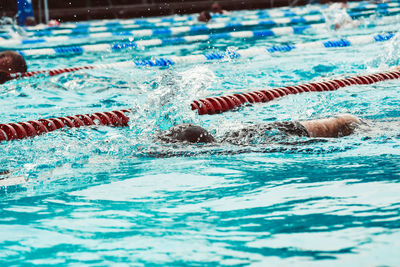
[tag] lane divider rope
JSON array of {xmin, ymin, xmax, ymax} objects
[
  {"xmin": 26, "ymin": 12, "xmax": 322, "ymax": 37},
  {"xmin": 7, "ymin": 32, "xmax": 395, "ymax": 81},
  {"xmin": 25, "ymin": 4, "xmax": 400, "ymax": 37},
  {"xmin": 19, "ymin": 23, "xmax": 327, "ymax": 57},
  {"xmin": 191, "ymin": 69, "xmax": 400, "ymax": 115},
  {"xmin": 3, "ymin": 8, "xmax": 398, "ymax": 49},
  {"xmin": 22, "ymin": 9, "xmax": 318, "ymax": 32},
  {"xmin": 2, "ymin": 69, "xmax": 400, "ymax": 142},
  {"xmin": 24, "ymin": 0, "xmax": 400, "ymax": 33},
  {"xmin": 0, "ymin": 109, "xmax": 131, "ymax": 142}
]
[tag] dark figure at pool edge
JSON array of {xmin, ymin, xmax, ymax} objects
[
  {"xmin": 198, "ymin": 11, "xmax": 212, "ymax": 22},
  {"xmin": 0, "ymin": 51, "xmax": 27, "ymax": 84},
  {"xmin": 157, "ymin": 114, "xmax": 362, "ymax": 144},
  {"xmin": 211, "ymin": 2, "xmax": 229, "ymax": 15}
]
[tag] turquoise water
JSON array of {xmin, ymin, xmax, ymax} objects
[{"xmin": 1, "ymin": 5, "xmax": 400, "ymax": 265}]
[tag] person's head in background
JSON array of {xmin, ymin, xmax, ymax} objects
[
  {"xmin": 211, "ymin": 2, "xmax": 223, "ymax": 14},
  {"xmin": 0, "ymin": 51, "xmax": 27, "ymax": 84},
  {"xmin": 25, "ymin": 16, "xmax": 37, "ymax": 26},
  {"xmin": 198, "ymin": 11, "xmax": 211, "ymax": 22}
]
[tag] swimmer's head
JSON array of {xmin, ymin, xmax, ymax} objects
[
  {"xmin": 198, "ymin": 11, "xmax": 211, "ymax": 22},
  {"xmin": 25, "ymin": 16, "xmax": 37, "ymax": 26},
  {"xmin": 158, "ymin": 124, "xmax": 216, "ymax": 144},
  {"xmin": 211, "ymin": 2, "xmax": 223, "ymax": 13},
  {"xmin": 0, "ymin": 51, "xmax": 27, "ymax": 73},
  {"xmin": 0, "ymin": 51, "xmax": 27, "ymax": 84}
]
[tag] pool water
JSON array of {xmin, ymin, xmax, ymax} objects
[{"xmin": 0, "ymin": 3, "xmax": 400, "ymax": 265}]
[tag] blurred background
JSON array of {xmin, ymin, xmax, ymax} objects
[{"xmin": 1, "ymin": 0, "xmax": 345, "ymax": 23}]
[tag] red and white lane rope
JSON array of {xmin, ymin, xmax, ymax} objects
[
  {"xmin": 1, "ymin": 68, "xmax": 400, "ymax": 142},
  {"xmin": 191, "ymin": 69, "xmax": 400, "ymax": 115},
  {"xmin": 0, "ymin": 109, "xmax": 131, "ymax": 142},
  {"xmin": 7, "ymin": 61, "xmax": 134, "ymax": 80}
]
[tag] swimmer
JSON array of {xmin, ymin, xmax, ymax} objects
[
  {"xmin": 325, "ymin": 1, "xmax": 360, "ymax": 30},
  {"xmin": 0, "ymin": 51, "xmax": 27, "ymax": 84},
  {"xmin": 157, "ymin": 114, "xmax": 362, "ymax": 144},
  {"xmin": 25, "ymin": 16, "xmax": 37, "ymax": 26},
  {"xmin": 211, "ymin": 2, "xmax": 229, "ymax": 15},
  {"xmin": 198, "ymin": 11, "xmax": 212, "ymax": 23}
]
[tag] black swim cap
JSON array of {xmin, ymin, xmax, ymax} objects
[{"xmin": 158, "ymin": 124, "xmax": 216, "ymax": 143}]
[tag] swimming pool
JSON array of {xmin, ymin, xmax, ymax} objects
[{"xmin": 0, "ymin": 2, "xmax": 399, "ymax": 265}]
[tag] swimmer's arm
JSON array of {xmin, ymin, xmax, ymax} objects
[{"xmin": 300, "ymin": 114, "xmax": 361, "ymax": 138}]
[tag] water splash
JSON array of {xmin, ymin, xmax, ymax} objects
[
  {"xmin": 321, "ymin": 3, "xmax": 358, "ymax": 31},
  {"xmin": 127, "ymin": 66, "xmax": 216, "ymax": 145},
  {"xmin": 0, "ymin": 16, "xmax": 26, "ymax": 38},
  {"xmin": 374, "ymin": 32, "xmax": 400, "ymax": 69}
]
